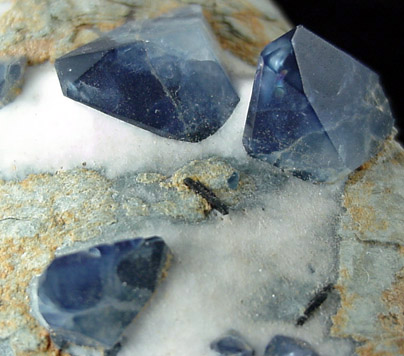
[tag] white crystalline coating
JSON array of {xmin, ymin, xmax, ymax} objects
[
  {"xmin": 0, "ymin": 60, "xmax": 251, "ymax": 180},
  {"xmin": 117, "ymin": 178, "xmax": 351, "ymax": 356}
]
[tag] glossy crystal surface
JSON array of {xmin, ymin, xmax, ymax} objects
[
  {"xmin": 37, "ymin": 237, "xmax": 171, "ymax": 349},
  {"xmin": 264, "ymin": 335, "xmax": 319, "ymax": 356},
  {"xmin": 210, "ymin": 331, "xmax": 255, "ymax": 356},
  {"xmin": 243, "ymin": 26, "xmax": 394, "ymax": 182},
  {"xmin": 55, "ymin": 6, "xmax": 239, "ymax": 142}
]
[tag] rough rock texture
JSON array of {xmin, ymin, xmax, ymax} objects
[
  {"xmin": 0, "ymin": 0, "xmax": 291, "ymax": 65},
  {"xmin": 0, "ymin": 158, "xmax": 258, "ymax": 355},
  {"xmin": 114, "ymin": 157, "xmax": 256, "ymax": 222},
  {"xmin": 332, "ymin": 138, "xmax": 404, "ymax": 355},
  {"xmin": 0, "ymin": 169, "xmax": 118, "ymax": 355},
  {"xmin": 341, "ymin": 139, "xmax": 404, "ymax": 245}
]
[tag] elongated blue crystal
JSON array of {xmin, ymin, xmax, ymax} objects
[
  {"xmin": 210, "ymin": 331, "xmax": 255, "ymax": 356},
  {"xmin": 55, "ymin": 6, "xmax": 239, "ymax": 142},
  {"xmin": 36, "ymin": 237, "xmax": 171, "ymax": 350},
  {"xmin": 264, "ymin": 335, "xmax": 319, "ymax": 356},
  {"xmin": 243, "ymin": 26, "xmax": 394, "ymax": 182}
]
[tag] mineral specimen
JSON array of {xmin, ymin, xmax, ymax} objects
[
  {"xmin": 210, "ymin": 331, "xmax": 255, "ymax": 356},
  {"xmin": 264, "ymin": 335, "xmax": 319, "ymax": 356},
  {"xmin": 55, "ymin": 6, "xmax": 239, "ymax": 142},
  {"xmin": 36, "ymin": 237, "xmax": 172, "ymax": 350},
  {"xmin": 0, "ymin": 56, "xmax": 26, "ymax": 108},
  {"xmin": 243, "ymin": 25, "xmax": 394, "ymax": 182}
]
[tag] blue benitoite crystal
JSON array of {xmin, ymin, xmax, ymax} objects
[
  {"xmin": 243, "ymin": 26, "xmax": 394, "ymax": 182},
  {"xmin": 210, "ymin": 331, "xmax": 255, "ymax": 356},
  {"xmin": 264, "ymin": 335, "xmax": 319, "ymax": 356},
  {"xmin": 0, "ymin": 56, "xmax": 26, "ymax": 108},
  {"xmin": 55, "ymin": 6, "xmax": 239, "ymax": 142},
  {"xmin": 36, "ymin": 237, "xmax": 171, "ymax": 350}
]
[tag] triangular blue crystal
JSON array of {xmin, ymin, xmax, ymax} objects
[
  {"xmin": 243, "ymin": 26, "xmax": 394, "ymax": 182},
  {"xmin": 37, "ymin": 237, "xmax": 171, "ymax": 349},
  {"xmin": 55, "ymin": 6, "xmax": 239, "ymax": 142}
]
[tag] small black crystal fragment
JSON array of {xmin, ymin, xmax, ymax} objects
[
  {"xmin": 184, "ymin": 177, "xmax": 229, "ymax": 215},
  {"xmin": 296, "ymin": 284, "xmax": 333, "ymax": 326},
  {"xmin": 36, "ymin": 237, "xmax": 172, "ymax": 350},
  {"xmin": 211, "ymin": 330, "xmax": 255, "ymax": 356},
  {"xmin": 264, "ymin": 335, "xmax": 319, "ymax": 356}
]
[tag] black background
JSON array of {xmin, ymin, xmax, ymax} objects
[{"xmin": 273, "ymin": 0, "xmax": 404, "ymax": 143}]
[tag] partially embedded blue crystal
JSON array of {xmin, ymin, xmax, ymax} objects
[
  {"xmin": 55, "ymin": 6, "xmax": 239, "ymax": 142},
  {"xmin": 264, "ymin": 335, "xmax": 319, "ymax": 356},
  {"xmin": 36, "ymin": 237, "xmax": 171, "ymax": 350},
  {"xmin": 0, "ymin": 56, "xmax": 26, "ymax": 108},
  {"xmin": 243, "ymin": 26, "xmax": 394, "ymax": 182},
  {"xmin": 210, "ymin": 331, "xmax": 255, "ymax": 356}
]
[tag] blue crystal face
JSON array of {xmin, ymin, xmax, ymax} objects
[
  {"xmin": 36, "ymin": 237, "xmax": 171, "ymax": 349},
  {"xmin": 210, "ymin": 331, "xmax": 255, "ymax": 356},
  {"xmin": 0, "ymin": 56, "xmax": 26, "ymax": 108},
  {"xmin": 55, "ymin": 6, "xmax": 239, "ymax": 142},
  {"xmin": 264, "ymin": 335, "xmax": 319, "ymax": 356},
  {"xmin": 243, "ymin": 26, "xmax": 394, "ymax": 182}
]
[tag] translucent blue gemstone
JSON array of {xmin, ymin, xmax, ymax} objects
[
  {"xmin": 37, "ymin": 237, "xmax": 171, "ymax": 349},
  {"xmin": 211, "ymin": 331, "xmax": 255, "ymax": 356},
  {"xmin": 243, "ymin": 26, "xmax": 394, "ymax": 182},
  {"xmin": 264, "ymin": 335, "xmax": 319, "ymax": 356},
  {"xmin": 0, "ymin": 56, "xmax": 26, "ymax": 108},
  {"xmin": 55, "ymin": 6, "xmax": 239, "ymax": 142}
]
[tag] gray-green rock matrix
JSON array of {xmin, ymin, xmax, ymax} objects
[
  {"xmin": 332, "ymin": 138, "xmax": 404, "ymax": 355},
  {"xmin": 2, "ymin": 139, "xmax": 404, "ymax": 356},
  {"xmin": 2, "ymin": 138, "xmax": 404, "ymax": 356},
  {"xmin": 1, "ymin": 157, "xmax": 347, "ymax": 355}
]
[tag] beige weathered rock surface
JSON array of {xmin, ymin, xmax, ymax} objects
[
  {"xmin": 0, "ymin": 0, "xmax": 291, "ymax": 65},
  {"xmin": 0, "ymin": 158, "xmax": 257, "ymax": 355},
  {"xmin": 332, "ymin": 138, "xmax": 404, "ymax": 355},
  {"xmin": 0, "ymin": 169, "xmax": 118, "ymax": 355}
]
